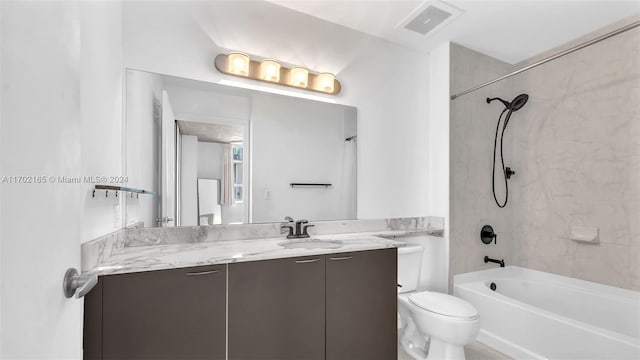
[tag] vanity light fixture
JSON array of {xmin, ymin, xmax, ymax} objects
[
  {"xmin": 260, "ymin": 59, "xmax": 281, "ymax": 82},
  {"xmin": 316, "ymin": 73, "xmax": 335, "ymax": 93},
  {"xmin": 214, "ymin": 53, "xmax": 341, "ymax": 95},
  {"xmin": 227, "ymin": 52, "xmax": 250, "ymax": 76},
  {"xmin": 289, "ymin": 67, "xmax": 309, "ymax": 88}
]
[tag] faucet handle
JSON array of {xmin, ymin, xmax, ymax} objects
[
  {"xmin": 284, "ymin": 216, "xmax": 294, "ymax": 222},
  {"xmin": 281, "ymin": 223, "xmax": 295, "ymax": 238},
  {"xmin": 301, "ymin": 223, "xmax": 315, "ymax": 237},
  {"xmin": 296, "ymin": 219, "xmax": 308, "ymax": 224}
]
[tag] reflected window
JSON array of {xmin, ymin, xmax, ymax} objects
[
  {"xmin": 233, "ymin": 146, "xmax": 243, "ymax": 161},
  {"xmin": 233, "ymin": 144, "xmax": 243, "ymax": 203}
]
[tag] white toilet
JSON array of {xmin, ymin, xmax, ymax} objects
[{"xmin": 397, "ymin": 245, "xmax": 480, "ymax": 360}]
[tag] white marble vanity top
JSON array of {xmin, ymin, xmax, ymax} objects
[{"xmin": 87, "ymin": 230, "xmax": 413, "ymax": 276}]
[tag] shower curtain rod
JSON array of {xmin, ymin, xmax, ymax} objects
[{"xmin": 450, "ymin": 19, "xmax": 640, "ymax": 100}]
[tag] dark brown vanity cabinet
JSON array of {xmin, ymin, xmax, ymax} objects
[
  {"xmin": 228, "ymin": 255, "xmax": 326, "ymax": 360},
  {"xmin": 84, "ymin": 265, "xmax": 227, "ymax": 360},
  {"xmin": 84, "ymin": 248, "xmax": 397, "ymax": 360},
  {"xmin": 325, "ymin": 249, "xmax": 398, "ymax": 360},
  {"xmin": 228, "ymin": 248, "xmax": 397, "ymax": 360}
]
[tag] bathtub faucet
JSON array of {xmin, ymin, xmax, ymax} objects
[{"xmin": 484, "ymin": 256, "xmax": 505, "ymax": 268}]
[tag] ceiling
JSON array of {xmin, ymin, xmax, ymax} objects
[
  {"xmin": 267, "ymin": 0, "xmax": 640, "ymax": 64},
  {"xmin": 177, "ymin": 120, "xmax": 244, "ymax": 143}
]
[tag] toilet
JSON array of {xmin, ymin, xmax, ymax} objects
[{"xmin": 397, "ymin": 245, "xmax": 480, "ymax": 360}]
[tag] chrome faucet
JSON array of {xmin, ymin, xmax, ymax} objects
[{"xmin": 281, "ymin": 217, "xmax": 315, "ymax": 239}]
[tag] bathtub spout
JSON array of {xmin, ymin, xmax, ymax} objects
[{"xmin": 484, "ymin": 256, "xmax": 505, "ymax": 267}]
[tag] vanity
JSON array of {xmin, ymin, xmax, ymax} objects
[
  {"xmin": 82, "ymin": 234, "xmax": 403, "ymax": 360},
  {"xmin": 79, "ymin": 69, "xmax": 444, "ymax": 359}
]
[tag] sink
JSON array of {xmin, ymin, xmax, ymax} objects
[{"xmin": 278, "ymin": 239, "xmax": 344, "ymax": 249}]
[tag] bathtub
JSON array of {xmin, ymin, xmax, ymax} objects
[{"xmin": 454, "ymin": 266, "xmax": 640, "ymax": 360}]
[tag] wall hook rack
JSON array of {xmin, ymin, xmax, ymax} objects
[{"xmin": 92, "ymin": 185, "xmax": 155, "ymax": 199}]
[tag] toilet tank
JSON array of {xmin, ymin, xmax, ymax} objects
[{"xmin": 397, "ymin": 245, "xmax": 423, "ymax": 293}]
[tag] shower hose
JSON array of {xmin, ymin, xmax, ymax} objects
[{"xmin": 492, "ymin": 109, "xmax": 513, "ymax": 208}]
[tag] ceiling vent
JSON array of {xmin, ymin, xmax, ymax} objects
[{"xmin": 397, "ymin": 0, "xmax": 463, "ymax": 37}]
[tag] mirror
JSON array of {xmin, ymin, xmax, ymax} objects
[{"xmin": 124, "ymin": 69, "xmax": 357, "ymax": 228}]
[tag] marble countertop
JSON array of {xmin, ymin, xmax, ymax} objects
[{"xmin": 86, "ymin": 230, "xmax": 415, "ymax": 276}]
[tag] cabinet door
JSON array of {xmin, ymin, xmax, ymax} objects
[
  {"xmin": 228, "ymin": 256, "xmax": 325, "ymax": 360},
  {"xmin": 326, "ymin": 248, "xmax": 398, "ymax": 360},
  {"xmin": 101, "ymin": 265, "xmax": 226, "ymax": 360},
  {"xmin": 83, "ymin": 278, "xmax": 103, "ymax": 360}
]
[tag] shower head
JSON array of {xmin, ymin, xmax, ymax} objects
[
  {"xmin": 487, "ymin": 94, "xmax": 529, "ymax": 112},
  {"xmin": 510, "ymin": 94, "xmax": 529, "ymax": 111}
]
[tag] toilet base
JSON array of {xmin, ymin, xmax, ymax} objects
[
  {"xmin": 399, "ymin": 317, "xmax": 428, "ymax": 359},
  {"xmin": 425, "ymin": 337, "xmax": 465, "ymax": 360}
]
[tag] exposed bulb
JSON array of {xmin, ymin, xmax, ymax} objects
[
  {"xmin": 290, "ymin": 67, "xmax": 309, "ymax": 88},
  {"xmin": 227, "ymin": 52, "xmax": 250, "ymax": 76},
  {"xmin": 261, "ymin": 60, "xmax": 281, "ymax": 82},
  {"xmin": 316, "ymin": 73, "xmax": 335, "ymax": 93}
]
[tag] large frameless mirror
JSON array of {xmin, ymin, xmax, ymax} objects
[{"xmin": 124, "ymin": 69, "xmax": 357, "ymax": 228}]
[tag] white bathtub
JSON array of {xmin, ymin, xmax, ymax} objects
[{"xmin": 454, "ymin": 266, "xmax": 640, "ymax": 360}]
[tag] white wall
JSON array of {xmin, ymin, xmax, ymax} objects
[
  {"xmin": 0, "ymin": 2, "xmax": 4, "ymax": 353},
  {"xmin": 428, "ymin": 43, "xmax": 450, "ymax": 223},
  {"xmin": 427, "ymin": 42, "xmax": 451, "ymax": 292},
  {"xmin": 197, "ymin": 142, "xmax": 224, "ymax": 179},
  {"xmin": 251, "ymin": 93, "xmax": 351, "ymax": 222},
  {"xmin": 165, "ymin": 84, "xmax": 251, "ymax": 123},
  {"xmin": 1, "ymin": 1, "xmax": 122, "ymax": 356},
  {"xmin": 125, "ymin": 70, "xmax": 162, "ymax": 227},
  {"xmin": 0, "ymin": 1, "xmax": 4, "ymax": 353},
  {"xmin": 123, "ymin": 0, "xmax": 431, "ymax": 220},
  {"xmin": 81, "ymin": 1, "xmax": 124, "ymax": 241},
  {"xmin": 180, "ymin": 135, "xmax": 198, "ymax": 226}
]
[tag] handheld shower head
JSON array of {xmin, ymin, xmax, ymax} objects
[
  {"xmin": 510, "ymin": 94, "xmax": 529, "ymax": 111},
  {"xmin": 487, "ymin": 94, "xmax": 529, "ymax": 112},
  {"xmin": 487, "ymin": 93, "xmax": 530, "ymax": 208}
]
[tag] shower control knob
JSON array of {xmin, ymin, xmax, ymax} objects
[
  {"xmin": 481, "ymin": 225, "xmax": 497, "ymax": 245},
  {"xmin": 505, "ymin": 167, "xmax": 515, "ymax": 179}
]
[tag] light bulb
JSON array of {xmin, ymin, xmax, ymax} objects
[
  {"xmin": 316, "ymin": 73, "xmax": 335, "ymax": 93},
  {"xmin": 290, "ymin": 67, "xmax": 309, "ymax": 88},
  {"xmin": 260, "ymin": 60, "xmax": 281, "ymax": 82},
  {"xmin": 227, "ymin": 52, "xmax": 250, "ymax": 76}
]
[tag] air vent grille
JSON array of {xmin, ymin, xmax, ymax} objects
[{"xmin": 404, "ymin": 5, "xmax": 452, "ymax": 35}]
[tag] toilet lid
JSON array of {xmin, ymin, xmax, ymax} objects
[{"xmin": 408, "ymin": 292, "xmax": 479, "ymax": 319}]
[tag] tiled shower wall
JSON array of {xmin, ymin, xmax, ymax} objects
[
  {"xmin": 449, "ymin": 43, "xmax": 515, "ymax": 282},
  {"xmin": 450, "ymin": 18, "xmax": 640, "ymax": 291},
  {"xmin": 510, "ymin": 21, "xmax": 640, "ymax": 290}
]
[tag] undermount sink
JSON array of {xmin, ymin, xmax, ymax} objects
[{"xmin": 278, "ymin": 239, "xmax": 344, "ymax": 249}]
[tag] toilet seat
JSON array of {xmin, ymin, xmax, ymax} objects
[{"xmin": 408, "ymin": 291, "xmax": 479, "ymax": 320}]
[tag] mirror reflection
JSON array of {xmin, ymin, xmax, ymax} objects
[{"xmin": 125, "ymin": 70, "xmax": 357, "ymax": 228}]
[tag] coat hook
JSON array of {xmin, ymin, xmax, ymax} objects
[
  {"xmin": 92, "ymin": 190, "xmax": 95, "ymax": 198},
  {"xmin": 115, "ymin": 191, "xmax": 118, "ymax": 198},
  {"xmin": 136, "ymin": 193, "xmax": 139, "ymax": 199},
  {"xmin": 105, "ymin": 190, "xmax": 108, "ymax": 198}
]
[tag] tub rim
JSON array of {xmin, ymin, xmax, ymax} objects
[{"xmin": 453, "ymin": 266, "xmax": 640, "ymax": 348}]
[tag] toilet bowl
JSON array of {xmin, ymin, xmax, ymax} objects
[
  {"xmin": 398, "ymin": 291, "xmax": 479, "ymax": 360},
  {"xmin": 397, "ymin": 245, "xmax": 480, "ymax": 360}
]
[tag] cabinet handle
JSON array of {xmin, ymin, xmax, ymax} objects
[
  {"xmin": 295, "ymin": 258, "xmax": 321, "ymax": 264},
  {"xmin": 185, "ymin": 270, "xmax": 220, "ymax": 276},
  {"xmin": 329, "ymin": 256, "xmax": 353, "ymax": 261}
]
